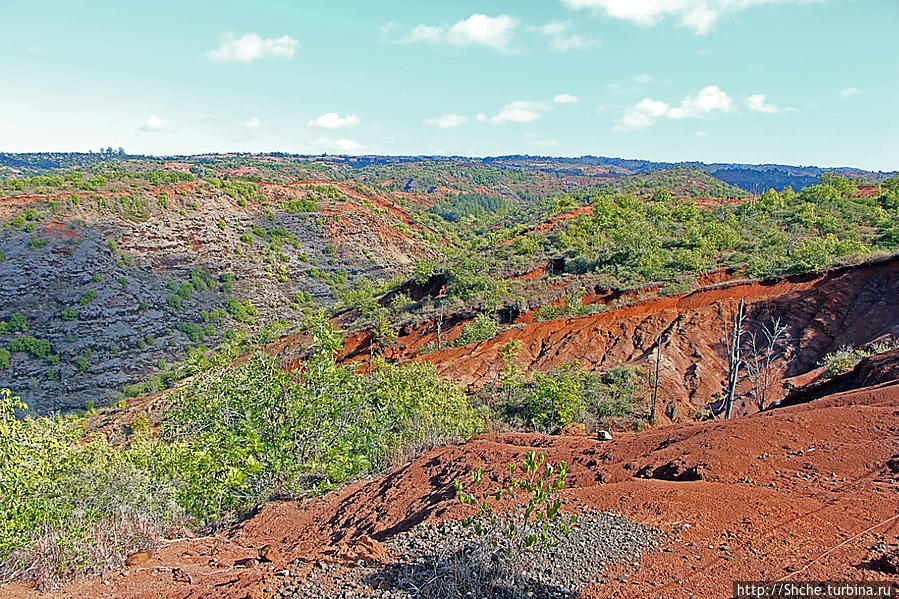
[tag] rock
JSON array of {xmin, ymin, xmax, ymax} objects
[
  {"xmin": 235, "ymin": 557, "xmax": 259, "ymax": 568},
  {"xmin": 171, "ymin": 567, "xmax": 192, "ymax": 583},
  {"xmin": 870, "ymin": 548, "xmax": 899, "ymax": 574},
  {"xmin": 125, "ymin": 549, "xmax": 152, "ymax": 567},
  {"xmin": 597, "ymin": 430, "xmax": 613, "ymax": 441},
  {"xmin": 259, "ymin": 543, "xmax": 283, "ymax": 563},
  {"xmin": 560, "ymin": 422, "xmax": 587, "ymax": 436}
]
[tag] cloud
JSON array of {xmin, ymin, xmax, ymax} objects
[
  {"xmin": 745, "ymin": 94, "xmax": 780, "ymax": 114},
  {"xmin": 307, "ymin": 112, "xmax": 360, "ymax": 129},
  {"xmin": 614, "ymin": 85, "xmax": 734, "ymax": 130},
  {"xmin": 408, "ymin": 24, "xmax": 444, "ymax": 42},
  {"xmin": 405, "ymin": 14, "xmax": 517, "ymax": 50},
  {"xmin": 311, "ymin": 138, "xmax": 365, "ymax": 153},
  {"xmin": 634, "ymin": 73, "xmax": 652, "ymax": 83},
  {"xmin": 553, "ymin": 93, "xmax": 580, "ymax": 104},
  {"xmin": 476, "ymin": 113, "xmax": 488, "ymax": 122},
  {"xmin": 447, "ymin": 14, "xmax": 518, "ymax": 48},
  {"xmin": 559, "ymin": 0, "xmax": 805, "ymax": 35},
  {"xmin": 530, "ymin": 21, "xmax": 598, "ymax": 52},
  {"xmin": 694, "ymin": 130, "xmax": 708, "ymax": 137},
  {"xmin": 615, "ymin": 98, "xmax": 670, "ymax": 131},
  {"xmin": 141, "ymin": 114, "xmax": 167, "ymax": 131},
  {"xmin": 425, "ymin": 114, "xmax": 468, "ymax": 129},
  {"xmin": 841, "ymin": 87, "xmax": 859, "ymax": 99},
  {"xmin": 245, "ymin": 116, "xmax": 261, "ymax": 128},
  {"xmin": 665, "ymin": 85, "xmax": 733, "ymax": 119},
  {"xmin": 491, "ymin": 100, "xmax": 550, "ymax": 124},
  {"xmin": 208, "ymin": 33, "xmax": 297, "ymax": 63}
]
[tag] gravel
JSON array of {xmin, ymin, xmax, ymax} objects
[{"xmin": 273, "ymin": 510, "xmax": 661, "ymax": 599}]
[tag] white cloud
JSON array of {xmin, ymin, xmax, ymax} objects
[
  {"xmin": 596, "ymin": 104, "xmax": 609, "ymax": 113},
  {"xmin": 491, "ymin": 100, "xmax": 550, "ymax": 124},
  {"xmin": 530, "ymin": 21, "xmax": 598, "ymax": 52},
  {"xmin": 634, "ymin": 73, "xmax": 652, "ymax": 83},
  {"xmin": 405, "ymin": 14, "xmax": 517, "ymax": 50},
  {"xmin": 694, "ymin": 130, "xmax": 708, "ymax": 137},
  {"xmin": 408, "ymin": 24, "xmax": 444, "ymax": 42},
  {"xmin": 559, "ymin": 0, "xmax": 805, "ymax": 35},
  {"xmin": 745, "ymin": 94, "xmax": 780, "ymax": 114},
  {"xmin": 553, "ymin": 93, "xmax": 580, "ymax": 104},
  {"xmin": 476, "ymin": 113, "xmax": 488, "ymax": 122},
  {"xmin": 312, "ymin": 138, "xmax": 365, "ymax": 153},
  {"xmin": 615, "ymin": 98, "xmax": 670, "ymax": 130},
  {"xmin": 307, "ymin": 112, "xmax": 360, "ymax": 129},
  {"xmin": 208, "ymin": 33, "xmax": 297, "ymax": 63},
  {"xmin": 245, "ymin": 116, "xmax": 261, "ymax": 128},
  {"xmin": 447, "ymin": 14, "xmax": 517, "ymax": 49},
  {"xmin": 425, "ymin": 114, "xmax": 468, "ymax": 129},
  {"xmin": 141, "ymin": 114, "xmax": 167, "ymax": 131},
  {"xmin": 614, "ymin": 85, "xmax": 734, "ymax": 130},
  {"xmin": 841, "ymin": 87, "xmax": 859, "ymax": 99},
  {"xmin": 665, "ymin": 85, "xmax": 733, "ymax": 119}
]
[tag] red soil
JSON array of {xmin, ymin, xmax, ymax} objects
[
  {"xmin": 340, "ymin": 257, "xmax": 899, "ymax": 419},
  {"xmin": 7, "ymin": 361, "xmax": 896, "ymax": 599}
]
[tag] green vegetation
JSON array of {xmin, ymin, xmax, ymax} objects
[
  {"xmin": 7, "ymin": 336, "xmax": 53, "ymax": 360},
  {"xmin": 60, "ymin": 307, "xmax": 78, "ymax": 321},
  {"xmin": 819, "ymin": 338, "xmax": 899, "ymax": 378},
  {"xmin": 0, "ymin": 315, "xmax": 482, "ymax": 587},
  {"xmin": 0, "ymin": 313, "xmax": 27, "ymax": 334},
  {"xmin": 453, "ymin": 312, "xmax": 499, "ymax": 347},
  {"xmin": 78, "ymin": 290, "xmax": 98, "ymax": 306}
]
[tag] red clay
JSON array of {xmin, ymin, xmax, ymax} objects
[{"xmin": 6, "ymin": 365, "xmax": 896, "ymax": 599}]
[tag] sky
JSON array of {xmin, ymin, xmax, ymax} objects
[{"xmin": 1, "ymin": 0, "xmax": 897, "ymax": 170}]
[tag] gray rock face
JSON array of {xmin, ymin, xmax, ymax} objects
[{"xmin": 0, "ymin": 182, "xmax": 429, "ymax": 413}]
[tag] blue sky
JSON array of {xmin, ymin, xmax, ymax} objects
[{"xmin": 1, "ymin": 0, "xmax": 897, "ymax": 170}]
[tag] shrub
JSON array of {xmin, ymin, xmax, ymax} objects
[
  {"xmin": 450, "ymin": 452, "xmax": 577, "ymax": 594},
  {"xmin": 78, "ymin": 290, "xmax": 98, "ymax": 306},
  {"xmin": 60, "ymin": 307, "xmax": 78, "ymax": 321},
  {"xmin": 0, "ymin": 350, "xmax": 9, "ymax": 369},
  {"xmin": 7, "ymin": 336, "xmax": 52, "ymax": 360},
  {"xmin": 0, "ymin": 313, "xmax": 27, "ymax": 334},
  {"xmin": 453, "ymin": 313, "xmax": 499, "ymax": 347}
]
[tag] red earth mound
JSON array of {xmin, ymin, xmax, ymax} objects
[
  {"xmin": 6, "ymin": 372, "xmax": 896, "ymax": 599},
  {"xmin": 352, "ymin": 256, "xmax": 899, "ymax": 420}
]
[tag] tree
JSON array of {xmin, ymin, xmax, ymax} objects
[
  {"xmin": 722, "ymin": 298, "xmax": 745, "ymax": 419},
  {"xmin": 742, "ymin": 317, "xmax": 791, "ymax": 411}
]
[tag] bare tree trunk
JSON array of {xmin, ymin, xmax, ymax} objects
[
  {"xmin": 724, "ymin": 298, "xmax": 745, "ymax": 419},
  {"xmin": 651, "ymin": 335, "xmax": 664, "ymax": 422}
]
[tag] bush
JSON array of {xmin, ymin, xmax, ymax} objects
[
  {"xmin": 0, "ymin": 389, "xmax": 181, "ymax": 590},
  {"xmin": 60, "ymin": 307, "xmax": 78, "ymax": 321},
  {"xmin": 78, "ymin": 290, "xmax": 98, "ymax": 306},
  {"xmin": 0, "ymin": 313, "xmax": 27, "ymax": 334},
  {"xmin": 453, "ymin": 313, "xmax": 499, "ymax": 347},
  {"xmin": 451, "ymin": 451, "xmax": 577, "ymax": 595},
  {"xmin": 7, "ymin": 336, "xmax": 52, "ymax": 360}
]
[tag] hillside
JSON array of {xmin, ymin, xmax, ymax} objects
[
  {"xmin": 0, "ymin": 153, "xmax": 898, "ymax": 598},
  {"xmin": 3, "ymin": 352, "xmax": 897, "ymax": 598},
  {"xmin": 2, "ymin": 154, "xmax": 898, "ymax": 414}
]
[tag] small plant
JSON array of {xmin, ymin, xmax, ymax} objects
[
  {"xmin": 451, "ymin": 451, "xmax": 578, "ymax": 595},
  {"xmin": 78, "ymin": 290, "xmax": 98, "ymax": 306},
  {"xmin": 60, "ymin": 307, "xmax": 78, "ymax": 321}
]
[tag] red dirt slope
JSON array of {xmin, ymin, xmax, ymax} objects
[
  {"xmin": 6, "ymin": 362, "xmax": 897, "ymax": 599},
  {"xmin": 379, "ymin": 256, "xmax": 899, "ymax": 419}
]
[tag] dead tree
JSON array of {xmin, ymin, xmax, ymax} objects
[
  {"xmin": 650, "ymin": 334, "xmax": 667, "ymax": 422},
  {"xmin": 723, "ymin": 298, "xmax": 745, "ymax": 419},
  {"xmin": 742, "ymin": 317, "xmax": 791, "ymax": 411}
]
